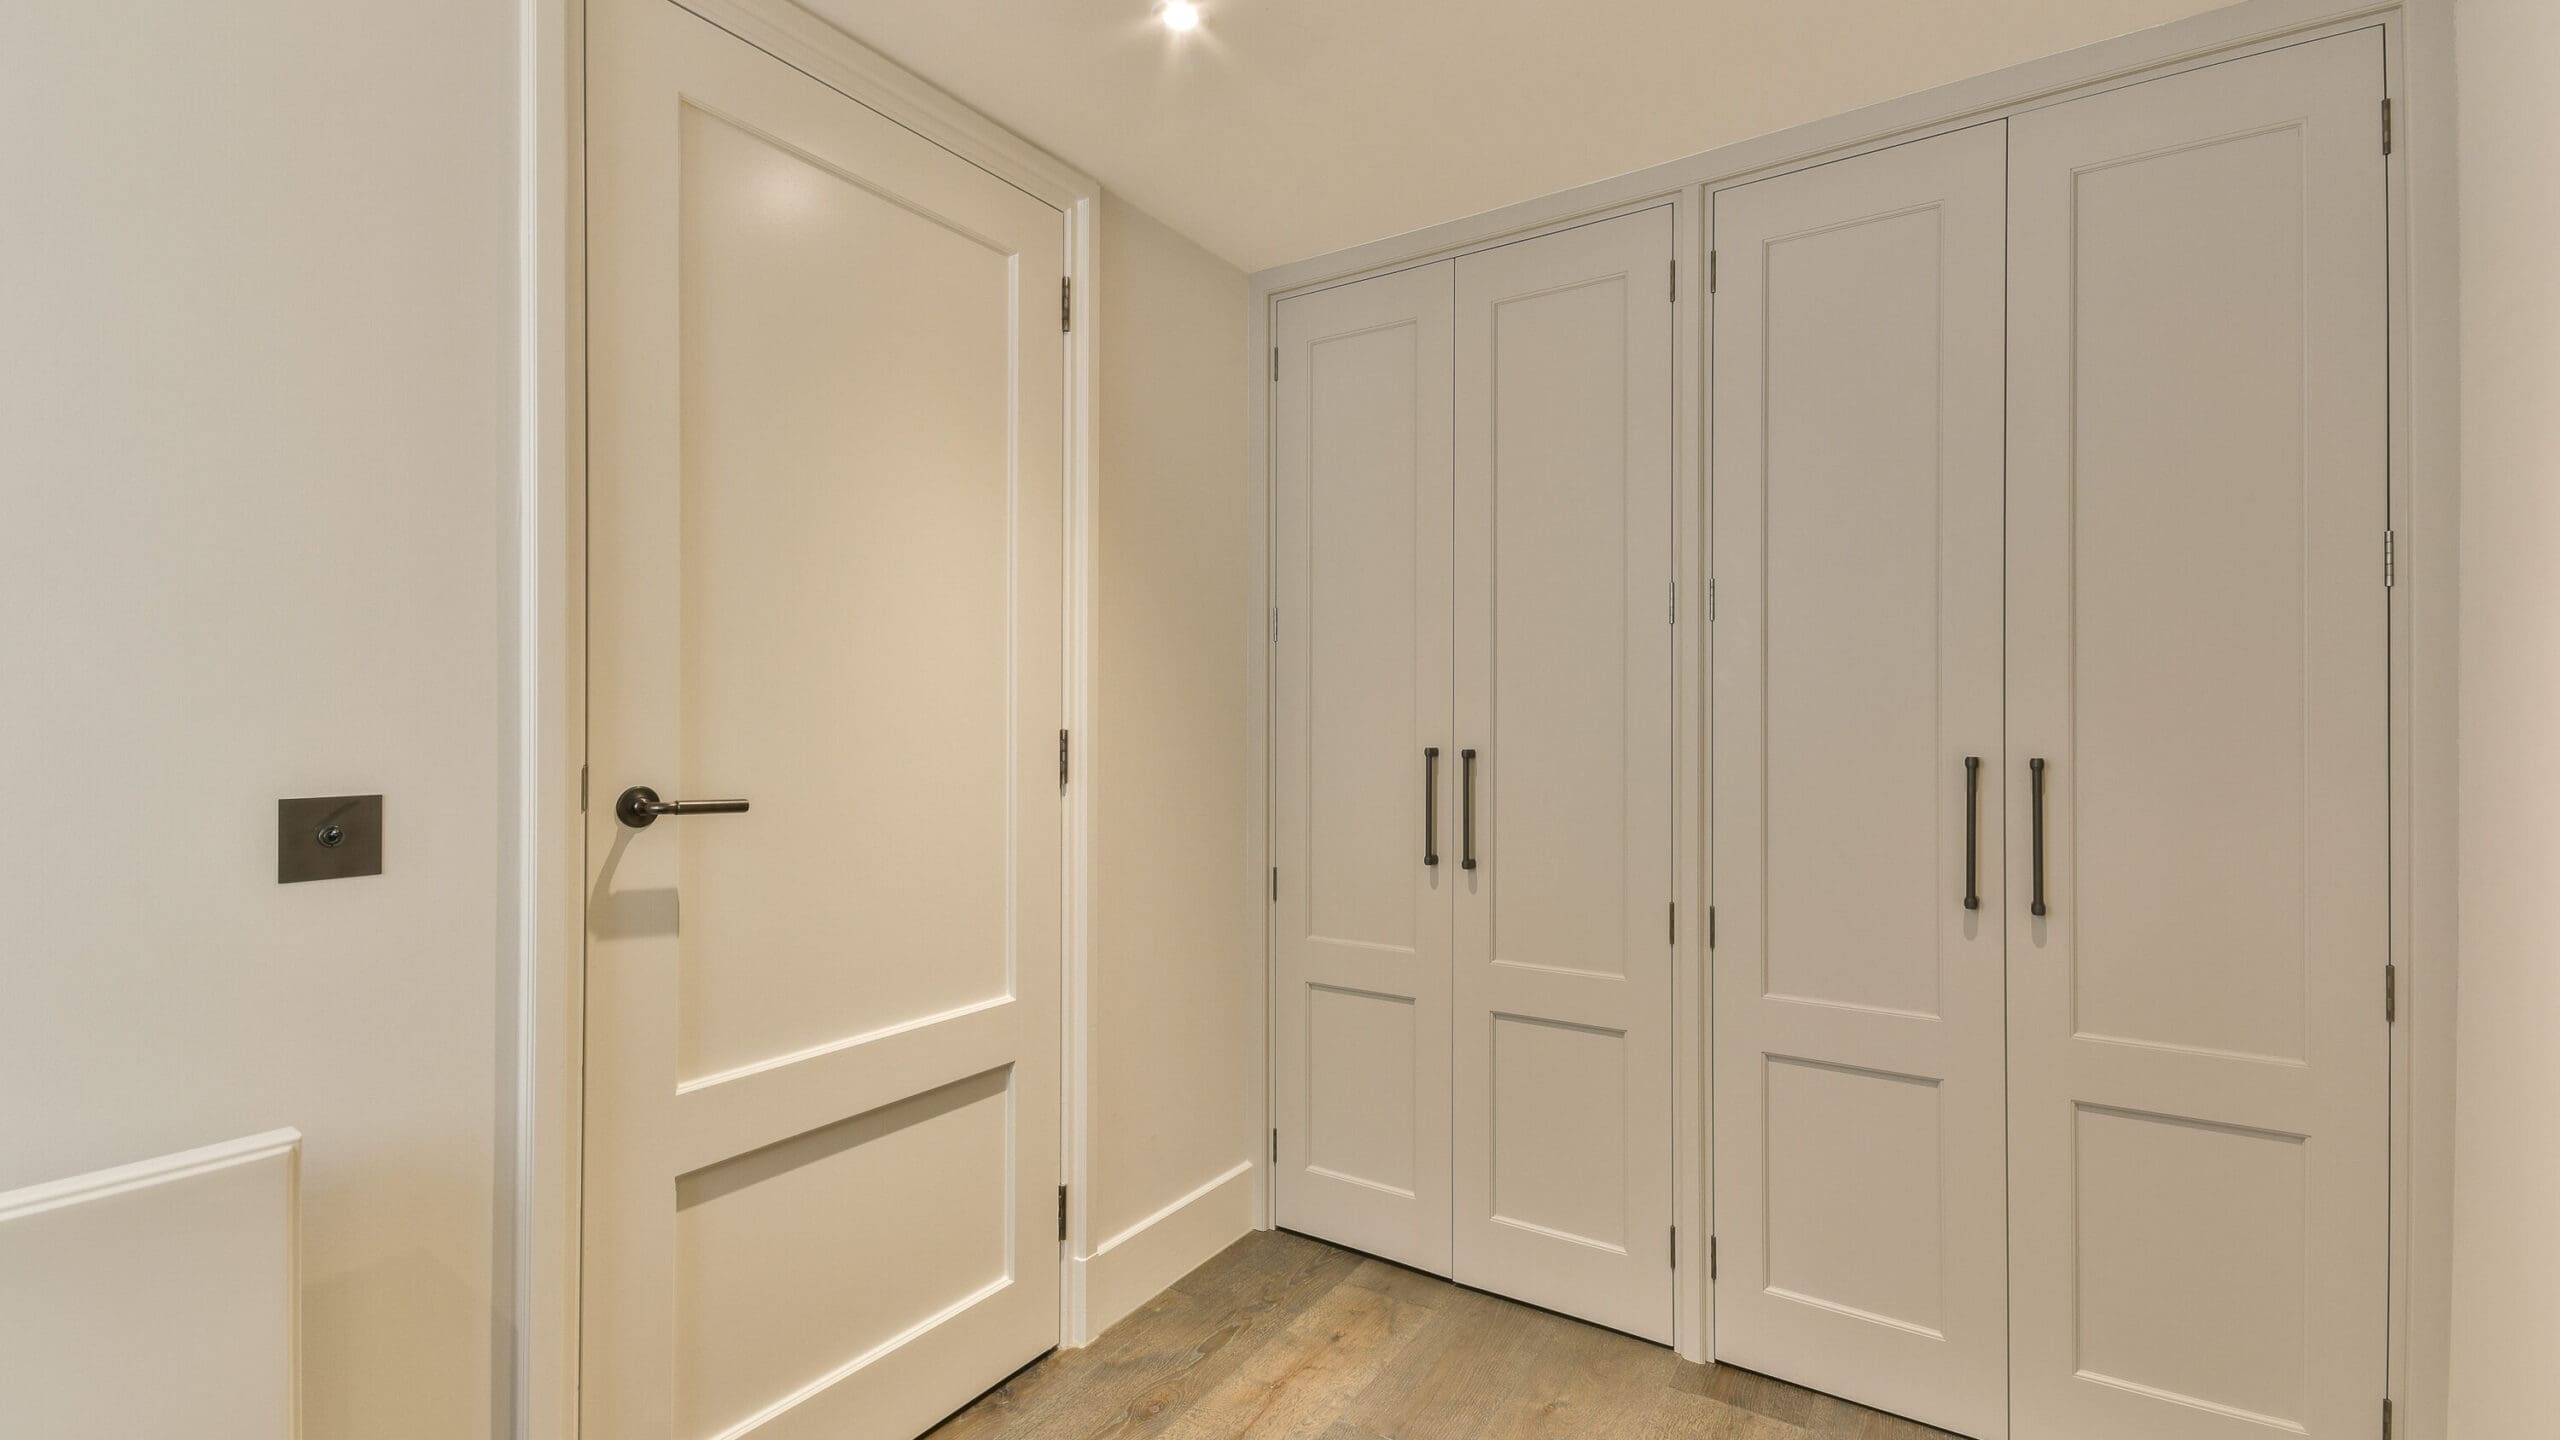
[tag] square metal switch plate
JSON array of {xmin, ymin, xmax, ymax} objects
[{"xmin": 278, "ymin": 795, "xmax": 383, "ymax": 883}]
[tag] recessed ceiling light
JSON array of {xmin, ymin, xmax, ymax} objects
[{"xmin": 1161, "ymin": 0, "xmax": 1201, "ymax": 33}]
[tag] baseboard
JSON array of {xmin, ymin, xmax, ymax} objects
[{"xmin": 1076, "ymin": 1160, "xmax": 1257, "ymax": 1339}]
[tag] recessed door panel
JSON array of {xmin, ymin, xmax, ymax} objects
[
  {"xmin": 1453, "ymin": 208, "xmax": 1675, "ymax": 1342},
  {"xmin": 1272, "ymin": 262, "xmax": 1456, "ymax": 1275},
  {"xmin": 2005, "ymin": 30, "xmax": 2389, "ymax": 1440},
  {"xmin": 1710, "ymin": 123, "xmax": 2010, "ymax": 1439}
]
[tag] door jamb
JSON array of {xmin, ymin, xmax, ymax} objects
[{"xmin": 514, "ymin": 2, "xmax": 1103, "ymax": 1435}]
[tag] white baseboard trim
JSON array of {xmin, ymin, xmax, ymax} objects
[{"xmin": 1077, "ymin": 1159, "xmax": 1257, "ymax": 1340}]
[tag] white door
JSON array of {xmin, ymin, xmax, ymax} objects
[
  {"xmin": 1709, "ymin": 124, "xmax": 2011, "ymax": 1439},
  {"xmin": 2006, "ymin": 30, "xmax": 2389, "ymax": 1440},
  {"xmin": 582, "ymin": 0, "xmax": 1066, "ymax": 1435},
  {"xmin": 1451, "ymin": 209, "xmax": 1677, "ymax": 1342},
  {"xmin": 1270, "ymin": 262, "xmax": 1457, "ymax": 1276}
]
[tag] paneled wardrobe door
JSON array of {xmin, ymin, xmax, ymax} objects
[
  {"xmin": 1451, "ymin": 207, "xmax": 1678, "ymax": 1343},
  {"xmin": 2004, "ymin": 30, "xmax": 2391, "ymax": 1440},
  {"xmin": 1707, "ymin": 123, "xmax": 2011, "ymax": 1440},
  {"xmin": 1270, "ymin": 262, "xmax": 1458, "ymax": 1276}
]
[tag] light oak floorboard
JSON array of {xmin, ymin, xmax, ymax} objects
[{"xmin": 929, "ymin": 1231, "xmax": 1966, "ymax": 1440}]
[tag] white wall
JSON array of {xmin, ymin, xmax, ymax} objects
[
  {"xmin": 0, "ymin": 3, "xmax": 517, "ymax": 1437},
  {"xmin": 2448, "ymin": 0, "xmax": 2560, "ymax": 1432},
  {"xmin": 1088, "ymin": 193, "xmax": 1258, "ymax": 1302}
]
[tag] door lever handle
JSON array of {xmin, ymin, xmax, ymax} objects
[{"xmin": 616, "ymin": 785, "xmax": 751, "ymax": 829}]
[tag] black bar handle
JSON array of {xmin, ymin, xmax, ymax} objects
[
  {"xmin": 1460, "ymin": 748, "xmax": 1479, "ymax": 872},
  {"xmin": 615, "ymin": 785, "xmax": 751, "ymax": 830},
  {"xmin": 1424, "ymin": 747, "xmax": 1441, "ymax": 868},
  {"xmin": 1963, "ymin": 757, "xmax": 1982, "ymax": 911},
  {"xmin": 2028, "ymin": 758, "xmax": 2048, "ymax": 918}
]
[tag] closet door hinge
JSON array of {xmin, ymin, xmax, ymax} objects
[
  {"xmin": 1708, "ymin": 905, "xmax": 1716, "ymax": 948},
  {"xmin": 1059, "ymin": 729, "xmax": 1071, "ymax": 790},
  {"xmin": 1059, "ymin": 1184, "xmax": 1069, "ymax": 1242},
  {"xmin": 1271, "ymin": 866, "xmax": 1279, "ymax": 902},
  {"xmin": 1669, "ymin": 1226, "xmax": 1678, "ymax": 1267},
  {"xmin": 1709, "ymin": 1234, "xmax": 1718, "ymax": 1280},
  {"xmin": 1668, "ymin": 259, "xmax": 1677, "ymax": 302},
  {"xmin": 1708, "ymin": 250, "xmax": 1718, "ymax": 295},
  {"xmin": 2385, "ymin": 963, "xmax": 2398, "ymax": 1023},
  {"xmin": 1272, "ymin": 606, "xmax": 1280, "ymax": 643},
  {"xmin": 1668, "ymin": 902, "xmax": 1677, "ymax": 945},
  {"xmin": 2384, "ymin": 529, "xmax": 2397, "ymax": 588},
  {"xmin": 2382, "ymin": 99, "xmax": 2395, "ymax": 156},
  {"xmin": 1062, "ymin": 277, "xmax": 1073, "ymax": 333},
  {"xmin": 1271, "ymin": 346, "xmax": 1279, "ymax": 382},
  {"xmin": 1271, "ymin": 1128, "xmax": 1279, "ymax": 1162},
  {"xmin": 2383, "ymin": 1396, "xmax": 2394, "ymax": 1439},
  {"xmin": 580, "ymin": 764, "xmax": 588, "ymax": 813},
  {"xmin": 1707, "ymin": 578, "xmax": 1718, "ymax": 622},
  {"xmin": 1668, "ymin": 581, "xmax": 1677, "ymax": 626}
]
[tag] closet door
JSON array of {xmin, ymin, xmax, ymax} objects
[
  {"xmin": 1271, "ymin": 263, "xmax": 1457, "ymax": 1275},
  {"xmin": 2006, "ymin": 30, "xmax": 2389, "ymax": 1440},
  {"xmin": 1452, "ymin": 208, "xmax": 1676, "ymax": 1341},
  {"xmin": 1709, "ymin": 125, "xmax": 2010, "ymax": 1439}
]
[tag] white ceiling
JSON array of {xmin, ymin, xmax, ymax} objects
[{"xmin": 797, "ymin": 0, "xmax": 2226, "ymax": 273}]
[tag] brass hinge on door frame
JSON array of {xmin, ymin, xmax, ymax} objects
[
  {"xmin": 2382, "ymin": 98, "xmax": 2395, "ymax": 156},
  {"xmin": 1669, "ymin": 1226, "xmax": 1677, "ymax": 1267},
  {"xmin": 1059, "ymin": 729, "xmax": 1071, "ymax": 789},
  {"xmin": 1058, "ymin": 1184, "xmax": 1069, "ymax": 1242},
  {"xmin": 2385, "ymin": 529, "xmax": 2397, "ymax": 588},
  {"xmin": 1062, "ymin": 277, "xmax": 1072, "ymax": 333},
  {"xmin": 1709, "ymin": 1235, "xmax": 1718, "ymax": 1280},
  {"xmin": 2385, "ymin": 964, "xmax": 2398, "ymax": 1023}
]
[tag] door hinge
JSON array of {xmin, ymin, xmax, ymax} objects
[
  {"xmin": 2385, "ymin": 529, "xmax": 2397, "ymax": 588},
  {"xmin": 1271, "ymin": 1128, "xmax": 1279, "ymax": 1162},
  {"xmin": 1059, "ymin": 729, "xmax": 1071, "ymax": 789},
  {"xmin": 2382, "ymin": 1397, "xmax": 2394, "ymax": 1439},
  {"xmin": 1708, "ymin": 250, "xmax": 1718, "ymax": 295},
  {"xmin": 1059, "ymin": 1184, "xmax": 1069, "ymax": 1242},
  {"xmin": 1271, "ymin": 606, "xmax": 1280, "ymax": 643},
  {"xmin": 1271, "ymin": 346, "xmax": 1279, "ymax": 382},
  {"xmin": 1668, "ymin": 901, "xmax": 1677, "ymax": 945},
  {"xmin": 1271, "ymin": 867, "xmax": 1279, "ymax": 901},
  {"xmin": 1062, "ymin": 277, "xmax": 1073, "ymax": 333},
  {"xmin": 1668, "ymin": 259, "xmax": 1677, "ymax": 302},
  {"xmin": 1669, "ymin": 1226, "xmax": 1678, "ymax": 1267},
  {"xmin": 1709, "ymin": 1234, "xmax": 1718, "ymax": 1280},
  {"xmin": 1708, "ymin": 905, "xmax": 1716, "ymax": 948},
  {"xmin": 1668, "ymin": 580, "xmax": 1678, "ymax": 626},
  {"xmin": 579, "ymin": 764, "xmax": 588, "ymax": 813},
  {"xmin": 1707, "ymin": 578, "xmax": 1718, "ymax": 622},
  {"xmin": 2382, "ymin": 99, "xmax": 2395, "ymax": 156},
  {"xmin": 2385, "ymin": 963, "xmax": 2398, "ymax": 1023}
]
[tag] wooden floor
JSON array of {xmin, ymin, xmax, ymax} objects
[{"xmin": 928, "ymin": 1229, "xmax": 1957, "ymax": 1439}]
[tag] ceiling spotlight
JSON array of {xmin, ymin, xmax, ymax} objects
[{"xmin": 1161, "ymin": 0, "xmax": 1201, "ymax": 32}]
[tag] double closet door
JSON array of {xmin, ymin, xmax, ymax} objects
[
  {"xmin": 1713, "ymin": 30, "xmax": 2389, "ymax": 1440},
  {"xmin": 1271, "ymin": 208, "xmax": 1680, "ymax": 1342}
]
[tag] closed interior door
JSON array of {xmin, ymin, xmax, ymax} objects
[
  {"xmin": 1452, "ymin": 208, "xmax": 1677, "ymax": 1342},
  {"xmin": 1271, "ymin": 262, "xmax": 1457, "ymax": 1275},
  {"xmin": 2005, "ymin": 30, "xmax": 2390, "ymax": 1440},
  {"xmin": 1708, "ymin": 124, "xmax": 2011, "ymax": 1439},
  {"xmin": 582, "ymin": 0, "xmax": 1066, "ymax": 1435}
]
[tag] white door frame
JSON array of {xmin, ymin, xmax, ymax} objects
[
  {"xmin": 512, "ymin": 2, "xmax": 1102, "ymax": 1436},
  {"xmin": 1248, "ymin": 5, "xmax": 2459, "ymax": 1435}
]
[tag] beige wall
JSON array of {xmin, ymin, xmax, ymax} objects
[
  {"xmin": 0, "ymin": 2, "xmax": 515, "ymax": 1436},
  {"xmin": 1092, "ymin": 195, "xmax": 1258, "ymax": 1246},
  {"xmin": 2448, "ymin": 0, "xmax": 2560, "ymax": 1433}
]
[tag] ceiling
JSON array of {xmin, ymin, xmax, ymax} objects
[{"xmin": 797, "ymin": 0, "xmax": 2225, "ymax": 273}]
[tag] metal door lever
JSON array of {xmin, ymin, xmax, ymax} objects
[{"xmin": 615, "ymin": 785, "xmax": 751, "ymax": 829}]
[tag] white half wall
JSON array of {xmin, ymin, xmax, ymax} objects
[
  {"xmin": 0, "ymin": 3, "xmax": 516, "ymax": 1436},
  {"xmin": 1084, "ymin": 193, "xmax": 1259, "ymax": 1332},
  {"xmin": 2448, "ymin": 0, "xmax": 2560, "ymax": 1432}
]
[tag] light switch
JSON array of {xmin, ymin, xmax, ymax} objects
[{"xmin": 277, "ymin": 795, "xmax": 383, "ymax": 883}]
